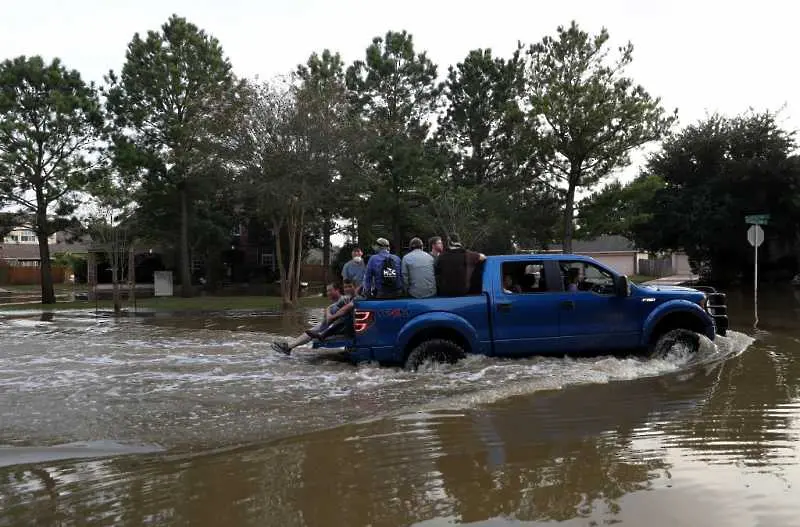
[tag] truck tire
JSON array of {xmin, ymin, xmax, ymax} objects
[
  {"xmin": 649, "ymin": 328, "xmax": 701, "ymax": 360},
  {"xmin": 404, "ymin": 339, "xmax": 466, "ymax": 372}
]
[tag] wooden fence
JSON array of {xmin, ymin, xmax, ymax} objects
[
  {"xmin": 300, "ymin": 264, "xmax": 329, "ymax": 284},
  {"xmin": 637, "ymin": 257, "xmax": 673, "ymax": 278},
  {"xmin": 0, "ymin": 265, "xmax": 70, "ymax": 285}
]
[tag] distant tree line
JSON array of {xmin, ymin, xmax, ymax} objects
[
  {"xmin": 578, "ymin": 111, "xmax": 800, "ymax": 284},
  {"xmin": 0, "ymin": 14, "xmax": 794, "ymax": 305}
]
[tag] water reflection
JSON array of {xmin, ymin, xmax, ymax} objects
[
  {"xmin": 7, "ymin": 350, "xmax": 796, "ymax": 527},
  {"xmin": 657, "ymin": 334, "xmax": 800, "ymax": 468}
]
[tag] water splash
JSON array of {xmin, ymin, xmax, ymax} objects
[{"xmin": 0, "ymin": 311, "xmax": 757, "ymax": 450}]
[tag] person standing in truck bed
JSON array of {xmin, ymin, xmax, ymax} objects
[
  {"xmin": 434, "ymin": 233, "xmax": 486, "ymax": 296},
  {"xmin": 402, "ymin": 237, "xmax": 436, "ymax": 298},
  {"xmin": 341, "ymin": 247, "xmax": 366, "ymax": 288},
  {"xmin": 361, "ymin": 237, "xmax": 403, "ymax": 299}
]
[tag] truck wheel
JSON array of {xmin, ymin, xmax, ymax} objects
[
  {"xmin": 649, "ymin": 328, "xmax": 701, "ymax": 360},
  {"xmin": 404, "ymin": 339, "xmax": 465, "ymax": 372}
]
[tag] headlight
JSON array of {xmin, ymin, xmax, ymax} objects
[{"xmin": 699, "ymin": 295, "xmax": 708, "ymax": 311}]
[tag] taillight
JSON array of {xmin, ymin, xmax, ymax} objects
[{"xmin": 354, "ymin": 309, "xmax": 374, "ymax": 334}]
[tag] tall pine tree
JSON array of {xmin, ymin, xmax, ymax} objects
[
  {"xmin": 0, "ymin": 56, "xmax": 104, "ymax": 304},
  {"xmin": 105, "ymin": 14, "xmax": 242, "ymax": 296},
  {"xmin": 346, "ymin": 30, "xmax": 439, "ymax": 250}
]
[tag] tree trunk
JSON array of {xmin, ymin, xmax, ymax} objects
[
  {"xmin": 111, "ymin": 253, "xmax": 121, "ymax": 314},
  {"xmin": 179, "ymin": 186, "xmax": 193, "ymax": 298},
  {"xmin": 391, "ymin": 201, "xmax": 402, "ymax": 254},
  {"xmin": 286, "ymin": 214, "xmax": 297, "ymax": 309},
  {"xmin": 128, "ymin": 245, "xmax": 136, "ymax": 306},
  {"xmin": 292, "ymin": 209, "xmax": 305, "ymax": 305},
  {"xmin": 273, "ymin": 218, "xmax": 288, "ymax": 307},
  {"xmin": 562, "ymin": 172, "xmax": 579, "ymax": 254},
  {"xmin": 322, "ymin": 216, "xmax": 332, "ymax": 284},
  {"xmin": 36, "ymin": 219, "xmax": 56, "ymax": 305}
]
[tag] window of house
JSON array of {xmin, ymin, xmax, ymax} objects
[
  {"xmin": 500, "ymin": 261, "xmax": 548, "ymax": 294},
  {"xmin": 559, "ymin": 260, "xmax": 615, "ymax": 295},
  {"xmin": 261, "ymin": 252, "xmax": 275, "ymax": 269}
]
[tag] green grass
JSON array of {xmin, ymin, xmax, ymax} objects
[
  {"xmin": 0, "ymin": 294, "xmax": 331, "ymax": 312},
  {"xmin": 629, "ymin": 275, "xmax": 656, "ymax": 284},
  {"xmin": 1, "ymin": 283, "xmax": 77, "ymax": 293}
]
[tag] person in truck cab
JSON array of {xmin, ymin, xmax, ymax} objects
[
  {"xmin": 503, "ymin": 274, "xmax": 522, "ymax": 294},
  {"xmin": 271, "ymin": 280, "xmax": 355, "ymax": 355},
  {"xmin": 361, "ymin": 237, "xmax": 403, "ymax": 299},
  {"xmin": 402, "ymin": 237, "xmax": 436, "ymax": 298},
  {"xmin": 566, "ymin": 267, "xmax": 580, "ymax": 292},
  {"xmin": 434, "ymin": 233, "xmax": 486, "ymax": 296}
]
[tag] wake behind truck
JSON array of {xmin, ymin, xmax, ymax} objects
[{"xmin": 313, "ymin": 253, "xmax": 728, "ymax": 371}]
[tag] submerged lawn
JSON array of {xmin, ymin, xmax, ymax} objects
[{"xmin": 0, "ymin": 294, "xmax": 330, "ymax": 312}]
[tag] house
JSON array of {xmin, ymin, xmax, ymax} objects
[
  {"xmin": 537, "ymin": 234, "xmax": 692, "ymax": 278},
  {"xmin": 540, "ymin": 235, "xmax": 641, "ymax": 276},
  {"xmin": 0, "ymin": 229, "xmax": 88, "ymax": 267},
  {"xmin": 223, "ymin": 221, "xmax": 279, "ymax": 282},
  {"xmin": 3, "ymin": 227, "xmax": 57, "ymax": 245}
]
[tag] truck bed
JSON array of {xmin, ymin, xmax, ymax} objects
[{"xmin": 313, "ymin": 293, "xmax": 492, "ymax": 364}]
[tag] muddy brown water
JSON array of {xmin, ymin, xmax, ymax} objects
[{"xmin": 1, "ymin": 287, "xmax": 799, "ymax": 526}]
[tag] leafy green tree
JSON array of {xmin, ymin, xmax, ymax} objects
[
  {"xmin": 436, "ymin": 48, "xmax": 528, "ymax": 187},
  {"xmin": 433, "ymin": 47, "xmax": 558, "ymax": 252},
  {"xmin": 634, "ymin": 111, "xmax": 800, "ymax": 283},
  {"xmin": 576, "ymin": 174, "xmax": 664, "ymax": 240},
  {"xmin": 297, "ymin": 50, "xmax": 353, "ymax": 279},
  {"xmin": 525, "ymin": 21, "xmax": 676, "ymax": 253},
  {"xmin": 0, "ymin": 55, "xmax": 104, "ymax": 304},
  {"xmin": 234, "ymin": 80, "xmax": 327, "ymax": 307},
  {"xmin": 346, "ymin": 30, "xmax": 439, "ymax": 249},
  {"xmin": 104, "ymin": 14, "xmax": 242, "ymax": 296}
]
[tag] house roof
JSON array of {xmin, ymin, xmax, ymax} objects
[{"xmin": 547, "ymin": 235, "xmax": 638, "ymax": 253}]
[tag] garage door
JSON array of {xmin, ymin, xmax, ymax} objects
[
  {"xmin": 581, "ymin": 253, "xmax": 635, "ymax": 276},
  {"xmin": 673, "ymin": 253, "xmax": 692, "ymax": 274}
]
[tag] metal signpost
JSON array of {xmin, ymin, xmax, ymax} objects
[{"xmin": 746, "ymin": 214, "xmax": 768, "ymax": 328}]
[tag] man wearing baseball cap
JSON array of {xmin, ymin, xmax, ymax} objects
[{"xmin": 361, "ymin": 237, "xmax": 403, "ymax": 298}]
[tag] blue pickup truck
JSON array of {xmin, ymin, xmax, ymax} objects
[{"xmin": 314, "ymin": 254, "xmax": 728, "ymax": 371}]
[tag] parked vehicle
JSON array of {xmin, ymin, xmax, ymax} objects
[{"xmin": 313, "ymin": 254, "xmax": 728, "ymax": 371}]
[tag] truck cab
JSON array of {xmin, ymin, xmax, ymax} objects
[{"xmin": 313, "ymin": 254, "xmax": 728, "ymax": 371}]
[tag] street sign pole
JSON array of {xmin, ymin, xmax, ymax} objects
[
  {"xmin": 746, "ymin": 223, "xmax": 765, "ymax": 329},
  {"xmin": 754, "ymin": 232, "xmax": 758, "ymax": 328}
]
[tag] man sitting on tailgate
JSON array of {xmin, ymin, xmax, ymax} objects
[{"xmin": 271, "ymin": 280, "xmax": 356, "ymax": 355}]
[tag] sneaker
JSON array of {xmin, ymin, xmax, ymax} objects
[
  {"xmin": 271, "ymin": 342, "xmax": 291, "ymax": 355},
  {"xmin": 305, "ymin": 329, "xmax": 322, "ymax": 340}
]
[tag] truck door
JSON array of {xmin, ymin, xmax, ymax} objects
[
  {"xmin": 554, "ymin": 259, "xmax": 642, "ymax": 351},
  {"xmin": 490, "ymin": 258, "xmax": 561, "ymax": 356}
]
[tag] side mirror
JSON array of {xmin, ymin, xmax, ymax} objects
[{"xmin": 615, "ymin": 275, "xmax": 631, "ymax": 297}]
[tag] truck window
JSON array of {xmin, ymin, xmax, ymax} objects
[
  {"xmin": 468, "ymin": 259, "xmax": 486, "ymax": 295},
  {"xmin": 500, "ymin": 261, "xmax": 548, "ymax": 293},
  {"xmin": 559, "ymin": 261, "xmax": 615, "ymax": 294}
]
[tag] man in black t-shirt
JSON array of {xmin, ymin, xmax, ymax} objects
[{"xmin": 434, "ymin": 233, "xmax": 486, "ymax": 296}]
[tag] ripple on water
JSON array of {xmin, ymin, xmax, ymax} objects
[{"xmin": 0, "ymin": 311, "xmax": 757, "ymax": 450}]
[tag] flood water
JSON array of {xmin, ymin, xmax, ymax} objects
[{"xmin": 1, "ymin": 287, "xmax": 799, "ymax": 526}]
